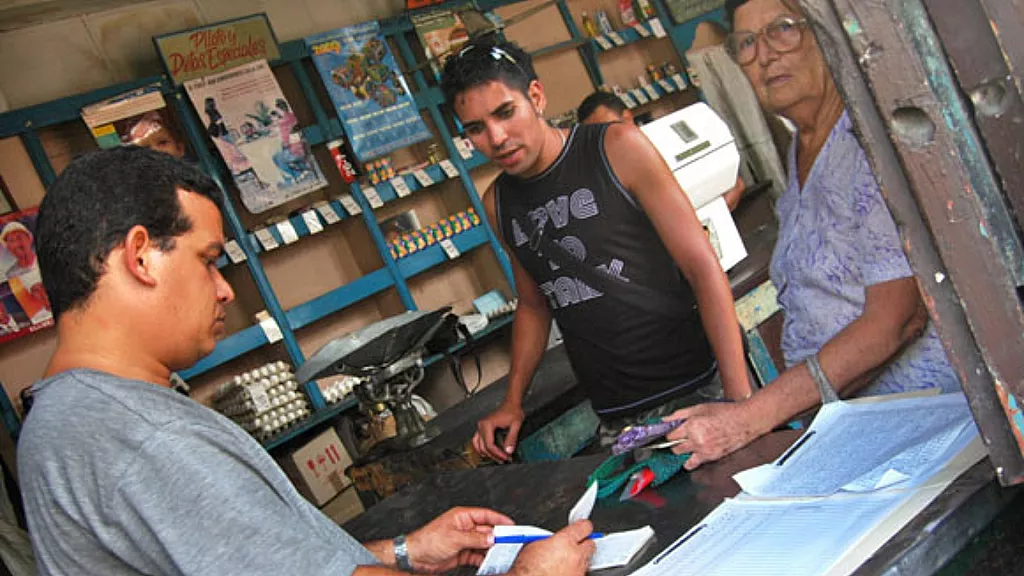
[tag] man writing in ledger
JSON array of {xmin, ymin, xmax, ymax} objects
[
  {"xmin": 18, "ymin": 146, "xmax": 595, "ymax": 575},
  {"xmin": 441, "ymin": 39, "xmax": 753, "ymax": 462}
]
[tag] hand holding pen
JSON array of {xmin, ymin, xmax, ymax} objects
[{"xmin": 508, "ymin": 521, "xmax": 596, "ymax": 576}]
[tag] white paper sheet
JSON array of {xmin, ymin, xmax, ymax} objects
[
  {"xmin": 478, "ymin": 525, "xmax": 654, "ymax": 575},
  {"xmin": 695, "ymin": 196, "xmax": 747, "ymax": 271},
  {"xmin": 568, "ymin": 481, "xmax": 597, "ymax": 524},
  {"xmin": 630, "ymin": 492, "xmax": 907, "ymax": 576},
  {"xmin": 478, "ymin": 482, "xmax": 650, "ymax": 575},
  {"xmin": 591, "ymin": 526, "xmax": 655, "ymax": 570},
  {"xmin": 734, "ymin": 393, "xmax": 975, "ymax": 498}
]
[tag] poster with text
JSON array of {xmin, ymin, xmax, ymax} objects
[
  {"xmin": 184, "ymin": 60, "xmax": 327, "ymax": 214},
  {"xmin": 0, "ymin": 208, "xmax": 53, "ymax": 344},
  {"xmin": 154, "ymin": 14, "xmax": 281, "ymax": 86},
  {"xmin": 306, "ymin": 23, "xmax": 433, "ymax": 163}
]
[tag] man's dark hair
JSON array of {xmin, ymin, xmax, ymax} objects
[
  {"xmin": 36, "ymin": 146, "xmax": 221, "ymax": 319},
  {"xmin": 441, "ymin": 36, "xmax": 537, "ymax": 105},
  {"xmin": 577, "ymin": 91, "xmax": 627, "ymax": 123}
]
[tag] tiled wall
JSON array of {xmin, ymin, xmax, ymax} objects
[{"xmin": 0, "ymin": 0, "xmax": 404, "ymax": 110}]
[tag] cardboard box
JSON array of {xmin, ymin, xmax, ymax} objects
[
  {"xmin": 286, "ymin": 428, "xmax": 353, "ymax": 507},
  {"xmin": 321, "ymin": 485, "xmax": 364, "ymax": 524}
]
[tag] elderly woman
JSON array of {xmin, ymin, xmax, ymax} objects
[{"xmin": 666, "ymin": 0, "xmax": 960, "ymax": 468}]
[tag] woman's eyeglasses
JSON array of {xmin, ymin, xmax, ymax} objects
[{"xmin": 726, "ymin": 15, "xmax": 808, "ymax": 65}]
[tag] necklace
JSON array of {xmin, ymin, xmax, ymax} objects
[{"xmin": 555, "ymin": 127, "xmax": 566, "ymax": 152}]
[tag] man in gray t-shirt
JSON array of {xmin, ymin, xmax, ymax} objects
[
  {"xmin": 21, "ymin": 147, "xmax": 595, "ymax": 575},
  {"xmin": 20, "ymin": 369, "xmax": 379, "ymax": 574}
]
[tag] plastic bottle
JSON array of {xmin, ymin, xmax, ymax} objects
[
  {"xmin": 618, "ymin": 0, "xmax": 638, "ymax": 26},
  {"xmin": 595, "ymin": 10, "xmax": 614, "ymax": 35},
  {"xmin": 581, "ymin": 11, "xmax": 600, "ymax": 37},
  {"xmin": 636, "ymin": 0, "xmax": 656, "ymax": 19}
]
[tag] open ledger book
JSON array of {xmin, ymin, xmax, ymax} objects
[
  {"xmin": 477, "ymin": 482, "xmax": 655, "ymax": 574},
  {"xmin": 629, "ymin": 392, "xmax": 986, "ymax": 576}
]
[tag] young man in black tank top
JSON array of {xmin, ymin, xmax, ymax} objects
[{"xmin": 441, "ymin": 38, "xmax": 753, "ymax": 463}]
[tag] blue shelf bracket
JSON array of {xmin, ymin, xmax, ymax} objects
[
  {"xmin": 556, "ymin": 0, "xmax": 604, "ymax": 89},
  {"xmin": 349, "ymin": 181, "xmax": 417, "ymax": 310},
  {"xmin": 289, "ymin": 56, "xmax": 337, "ymax": 143},
  {"xmin": 657, "ymin": 2, "xmax": 728, "ymax": 89},
  {"xmin": 392, "ymin": 33, "xmax": 516, "ymax": 292},
  {"xmin": 21, "ymin": 129, "xmax": 57, "ymax": 188}
]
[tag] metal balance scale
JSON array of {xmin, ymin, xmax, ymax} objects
[{"xmin": 296, "ymin": 307, "xmax": 452, "ymax": 454}]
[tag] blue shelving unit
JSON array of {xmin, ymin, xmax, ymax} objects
[{"xmin": 0, "ymin": 0, "xmax": 726, "ymax": 446}]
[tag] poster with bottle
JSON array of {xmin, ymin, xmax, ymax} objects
[
  {"xmin": 306, "ymin": 22, "xmax": 433, "ymax": 163},
  {"xmin": 80, "ymin": 84, "xmax": 191, "ymax": 159},
  {"xmin": 411, "ymin": 4, "xmax": 472, "ymax": 75},
  {"xmin": 0, "ymin": 208, "xmax": 54, "ymax": 344},
  {"xmin": 184, "ymin": 60, "xmax": 328, "ymax": 214}
]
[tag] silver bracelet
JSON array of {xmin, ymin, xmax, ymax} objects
[
  {"xmin": 393, "ymin": 534, "xmax": 413, "ymax": 572},
  {"xmin": 806, "ymin": 352, "xmax": 840, "ymax": 404}
]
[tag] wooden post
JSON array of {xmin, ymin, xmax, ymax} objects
[{"xmin": 801, "ymin": 0, "xmax": 1024, "ymax": 484}]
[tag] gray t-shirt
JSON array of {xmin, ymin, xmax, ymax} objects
[{"xmin": 17, "ymin": 369, "xmax": 378, "ymax": 575}]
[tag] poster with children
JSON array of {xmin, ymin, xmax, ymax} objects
[
  {"xmin": 0, "ymin": 208, "xmax": 54, "ymax": 344},
  {"xmin": 184, "ymin": 60, "xmax": 327, "ymax": 214},
  {"xmin": 306, "ymin": 22, "xmax": 433, "ymax": 162}
]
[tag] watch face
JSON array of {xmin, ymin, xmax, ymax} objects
[{"xmin": 394, "ymin": 535, "xmax": 413, "ymax": 570}]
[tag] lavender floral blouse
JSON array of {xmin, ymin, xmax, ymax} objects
[{"xmin": 769, "ymin": 111, "xmax": 960, "ymax": 396}]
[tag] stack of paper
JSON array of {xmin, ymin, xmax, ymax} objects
[
  {"xmin": 477, "ymin": 482, "xmax": 655, "ymax": 575},
  {"xmin": 734, "ymin": 393, "xmax": 977, "ymax": 497},
  {"xmin": 629, "ymin": 393, "xmax": 985, "ymax": 576}
]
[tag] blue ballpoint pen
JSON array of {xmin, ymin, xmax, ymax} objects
[{"xmin": 493, "ymin": 533, "xmax": 605, "ymax": 544}]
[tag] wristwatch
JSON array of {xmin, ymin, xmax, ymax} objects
[{"xmin": 393, "ymin": 534, "xmax": 413, "ymax": 572}]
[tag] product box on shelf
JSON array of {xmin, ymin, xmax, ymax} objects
[{"xmin": 283, "ymin": 427, "xmax": 353, "ymax": 506}]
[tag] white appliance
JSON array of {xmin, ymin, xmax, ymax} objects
[{"xmin": 640, "ymin": 102, "xmax": 747, "ymax": 270}]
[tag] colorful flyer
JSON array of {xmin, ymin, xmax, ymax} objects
[
  {"xmin": 184, "ymin": 60, "xmax": 327, "ymax": 214},
  {"xmin": 306, "ymin": 22, "xmax": 433, "ymax": 162},
  {"xmin": 80, "ymin": 84, "xmax": 189, "ymax": 159},
  {"xmin": 0, "ymin": 208, "xmax": 54, "ymax": 344},
  {"xmin": 411, "ymin": 5, "xmax": 472, "ymax": 74}
]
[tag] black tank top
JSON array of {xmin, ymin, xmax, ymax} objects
[{"xmin": 495, "ymin": 123, "xmax": 715, "ymax": 416}]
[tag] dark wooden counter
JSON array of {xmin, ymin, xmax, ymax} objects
[{"xmin": 344, "ymin": 431, "xmax": 1019, "ymax": 575}]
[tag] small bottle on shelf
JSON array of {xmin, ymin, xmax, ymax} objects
[
  {"xmin": 647, "ymin": 64, "xmax": 661, "ymax": 82},
  {"xmin": 427, "ymin": 143, "xmax": 441, "ymax": 164},
  {"xmin": 595, "ymin": 10, "xmax": 614, "ymax": 35},
  {"xmin": 581, "ymin": 11, "xmax": 600, "ymax": 38},
  {"xmin": 636, "ymin": 0, "xmax": 657, "ymax": 20},
  {"xmin": 618, "ymin": 0, "xmax": 639, "ymax": 26}
]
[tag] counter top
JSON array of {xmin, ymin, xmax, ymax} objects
[{"xmin": 344, "ymin": 431, "xmax": 1018, "ymax": 575}]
